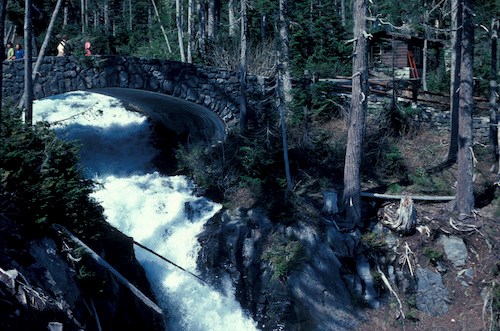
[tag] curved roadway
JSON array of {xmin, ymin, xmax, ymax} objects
[{"xmin": 91, "ymin": 88, "xmax": 226, "ymax": 143}]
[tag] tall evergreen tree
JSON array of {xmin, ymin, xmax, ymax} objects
[
  {"xmin": 0, "ymin": 0, "xmax": 5, "ymax": 133},
  {"xmin": 343, "ymin": 0, "xmax": 369, "ymax": 224},
  {"xmin": 24, "ymin": 0, "xmax": 33, "ymax": 126},
  {"xmin": 455, "ymin": 0, "xmax": 475, "ymax": 215},
  {"xmin": 239, "ymin": 0, "xmax": 248, "ymax": 135},
  {"xmin": 278, "ymin": 0, "xmax": 293, "ymax": 196},
  {"xmin": 447, "ymin": 0, "xmax": 462, "ymax": 163}
]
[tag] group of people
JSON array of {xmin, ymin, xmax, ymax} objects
[
  {"xmin": 4, "ymin": 35, "xmax": 92, "ymax": 61},
  {"xmin": 5, "ymin": 43, "xmax": 24, "ymax": 60}
]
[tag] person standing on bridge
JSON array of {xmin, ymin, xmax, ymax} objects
[
  {"xmin": 14, "ymin": 44, "xmax": 24, "ymax": 59},
  {"xmin": 57, "ymin": 35, "xmax": 67, "ymax": 56},
  {"xmin": 6, "ymin": 42, "xmax": 14, "ymax": 60},
  {"xmin": 84, "ymin": 38, "xmax": 92, "ymax": 56}
]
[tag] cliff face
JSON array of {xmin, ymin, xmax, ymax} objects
[{"xmin": 0, "ymin": 198, "xmax": 165, "ymax": 331}]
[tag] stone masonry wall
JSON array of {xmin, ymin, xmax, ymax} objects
[{"xmin": 2, "ymin": 56, "xmax": 274, "ymax": 125}]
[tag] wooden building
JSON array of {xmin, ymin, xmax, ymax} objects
[{"xmin": 369, "ymin": 31, "xmax": 445, "ymax": 79}]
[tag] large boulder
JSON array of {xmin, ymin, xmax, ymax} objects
[{"xmin": 197, "ymin": 208, "xmax": 363, "ymax": 330}]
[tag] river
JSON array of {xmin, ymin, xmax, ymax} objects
[{"xmin": 34, "ymin": 90, "xmax": 258, "ymax": 331}]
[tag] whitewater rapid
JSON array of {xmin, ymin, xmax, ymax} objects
[{"xmin": 34, "ymin": 91, "xmax": 258, "ymax": 331}]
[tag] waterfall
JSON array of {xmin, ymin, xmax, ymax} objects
[{"xmin": 34, "ymin": 91, "xmax": 258, "ymax": 331}]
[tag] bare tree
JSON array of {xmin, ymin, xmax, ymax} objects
[
  {"xmin": 104, "ymin": 0, "xmax": 110, "ymax": 35},
  {"xmin": 128, "ymin": 0, "xmax": 132, "ymax": 31},
  {"xmin": 343, "ymin": 0, "xmax": 369, "ymax": 224},
  {"xmin": 198, "ymin": 0, "xmax": 207, "ymax": 60},
  {"xmin": 489, "ymin": 19, "xmax": 499, "ymax": 166},
  {"xmin": 228, "ymin": 0, "xmax": 236, "ymax": 37},
  {"xmin": 18, "ymin": 0, "xmax": 63, "ymax": 111},
  {"xmin": 34, "ymin": 0, "xmax": 64, "ymax": 79},
  {"xmin": 24, "ymin": 0, "xmax": 33, "ymax": 125},
  {"xmin": 187, "ymin": 0, "xmax": 195, "ymax": 63},
  {"xmin": 341, "ymin": 0, "xmax": 346, "ymax": 27},
  {"xmin": 239, "ymin": 0, "xmax": 248, "ymax": 135},
  {"xmin": 0, "ymin": 0, "xmax": 6, "ymax": 133},
  {"xmin": 81, "ymin": 0, "xmax": 85, "ymax": 34},
  {"xmin": 150, "ymin": 0, "xmax": 172, "ymax": 53},
  {"xmin": 455, "ymin": 0, "xmax": 474, "ymax": 215},
  {"xmin": 207, "ymin": 0, "xmax": 216, "ymax": 40},
  {"xmin": 278, "ymin": 0, "xmax": 293, "ymax": 196},
  {"xmin": 447, "ymin": 0, "xmax": 463, "ymax": 163},
  {"xmin": 176, "ymin": 0, "xmax": 186, "ymax": 62}
]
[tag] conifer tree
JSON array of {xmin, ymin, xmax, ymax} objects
[{"xmin": 343, "ymin": 0, "xmax": 369, "ymax": 224}]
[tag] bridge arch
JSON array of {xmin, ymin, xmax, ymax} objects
[{"xmin": 2, "ymin": 55, "xmax": 274, "ymax": 133}]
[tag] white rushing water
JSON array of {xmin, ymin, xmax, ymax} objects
[{"xmin": 34, "ymin": 91, "xmax": 258, "ymax": 331}]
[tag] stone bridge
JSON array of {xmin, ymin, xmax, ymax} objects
[{"xmin": 2, "ymin": 56, "xmax": 275, "ymax": 141}]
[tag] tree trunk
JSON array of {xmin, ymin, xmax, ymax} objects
[
  {"xmin": 150, "ymin": 0, "xmax": 172, "ymax": 53},
  {"xmin": 343, "ymin": 0, "xmax": 369, "ymax": 225},
  {"xmin": 187, "ymin": 0, "xmax": 195, "ymax": 63},
  {"xmin": 17, "ymin": 0, "xmax": 63, "ymax": 111},
  {"xmin": 341, "ymin": 0, "xmax": 346, "ymax": 27},
  {"xmin": 489, "ymin": 19, "xmax": 499, "ymax": 165},
  {"xmin": 0, "ymin": 0, "xmax": 6, "ymax": 133},
  {"xmin": 128, "ymin": 0, "xmax": 132, "ymax": 31},
  {"xmin": 81, "ymin": 0, "xmax": 85, "ymax": 34},
  {"xmin": 85, "ymin": 0, "xmax": 88, "ymax": 30},
  {"xmin": 33, "ymin": 0, "xmax": 63, "ymax": 80},
  {"xmin": 104, "ymin": 1, "xmax": 110, "ymax": 35},
  {"xmin": 228, "ymin": 0, "xmax": 235, "ymax": 37},
  {"xmin": 261, "ymin": 14, "xmax": 267, "ymax": 42},
  {"xmin": 24, "ymin": 0, "xmax": 33, "ymax": 126},
  {"xmin": 447, "ymin": 0, "xmax": 462, "ymax": 163},
  {"xmin": 422, "ymin": 37, "xmax": 428, "ymax": 91},
  {"xmin": 198, "ymin": 0, "xmax": 206, "ymax": 60},
  {"xmin": 176, "ymin": 0, "xmax": 186, "ymax": 62},
  {"xmin": 455, "ymin": 0, "xmax": 474, "ymax": 215},
  {"xmin": 63, "ymin": 6, "xmax": 67, "ymax": 26},
  {"xmin": 278, "ymin": 0, "xmax": 293, "ymax": 196},
  {"xmin": 239, "ymin": 0, "xmax": 248, "ymax": 135},
  {"xmin": 207, "ymin": 0, "xmax": 215, "ymax": 40}
]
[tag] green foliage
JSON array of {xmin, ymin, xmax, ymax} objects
[
  {"xmin": 288, "ymin": 0, "xmax": 351, "ymax": 78},
  {"xmin": 360, "ymin": 232, "xmax": 387, "ymax": 253},
  {"xmin": 263, "ymin": 232, "xmax": 305, "ymax": 280},
  {"xmin": 408, "ymin": 168, "xmax": 453, "ymax": 195},
  {"xmin": 176, "ymin": 130, "xmax": 281, "ymax": 202},
  {"xmin": 426, "ymin": 66, "xmax": 450, "ymax": 94},
  {"xmin": 387, "ymin": 183, "xmax": 402, "ymax": 194},
  {"xmin": 422, "ymin": 246, "xmax": 443, "ymax": 262},
  {"xmin": 382, "ymin": 145, "xmax": 406, "ymax": 175},
  {"xmin": 0, "ymin": 109, "xmax": 105, "ymax": 236}
]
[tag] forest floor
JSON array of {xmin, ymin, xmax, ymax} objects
[
  {"xmin": 357, "ymin": 201, "xmax": 499, "ymax": 331},
  {"xmin": 353, "ymin": 119, "xmax": 500, "ymax": 331}
]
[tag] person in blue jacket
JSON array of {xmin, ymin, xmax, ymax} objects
[{"xmin": 14, "ymin": 44, "xmax": 24, "ymax": 59}]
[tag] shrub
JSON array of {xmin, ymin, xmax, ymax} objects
[
  {"xmin": 0, "ymin": 110, "xmax": 105, "ymax": 236},
  {"xmin": 359, "ymin": 232, "xmax": 387, "ymax": 254},
  {"xmin": 263, "ymin": 232, "xmax": 305, "ymax": 280},
  {"xmin": 423, "ymin": 246, "xmax": 443, "ymax": 263}
]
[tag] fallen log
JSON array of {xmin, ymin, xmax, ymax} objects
[
  {"xmin": 52, "ymin": 224, "xmax": 163, "ymax": 316},
  {"xmin": 361, "ymin": 192, "xmax": 455, "ymax": 201}
]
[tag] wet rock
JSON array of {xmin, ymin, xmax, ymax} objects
[
  {"xmin": 197, "ymin": 209, "xmax": 363, "ymax": 330},
  {"xmin": 356, "ymin": 255, "xmax": 379, "ymax": 309}
]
